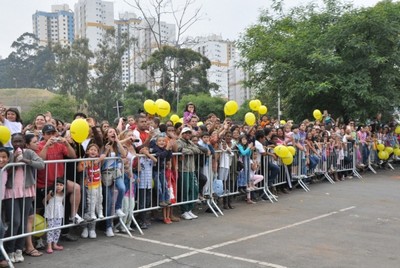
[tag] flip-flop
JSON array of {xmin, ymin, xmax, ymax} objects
[
  {"xmin": 24, "ymin": 249, "xmax": 43, "ymax": 257},
  {"xmin": 46, "ymin": 248, "xmax": 53, "ymax": 254}
]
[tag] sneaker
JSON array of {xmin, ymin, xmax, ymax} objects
[
  {"xmin": 9, "ymin": 252, "xmax": 15, "ymax": 263},
  {"xmin": 89, "ymin": 230, "xmax": 97, "ymax": 239},
  {"xmin": 81, "ymin": 227, "xmax": 89, "ymax": 238},
  {"xmin": 70, "ymin": 214, "xmax": 84, "ymax": 224},
  {"xmin": 115, "ymin": 209, "xmax": 126, "ymax": 217},
  {"xmin": 36, "ymin": 238, "xmax": 45, "ymax": 249},
  {"xmin": 105, "ymin": 227, "xmax": 114, "ymax": 237},
  {"xmin": 187, "ymin": 211, "xmax": 198, "ymax": 219},
  {"xmin": 181, "ymin": 212, "xmax": 192, "ymax": 220},
  {"xmin": 98, "ymin": 211, "xmax": 104, "ymax": 219},
  {"xmin": 14, "ymin": 250, "xmax": 24, "ymax": 263}
]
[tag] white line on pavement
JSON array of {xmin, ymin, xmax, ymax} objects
[{"xmin": 128, "ymin": 206, "xmax": 357, "ymax": 268}]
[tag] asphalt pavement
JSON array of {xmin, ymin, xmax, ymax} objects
[{"xmin": 17, "ymin": 165, "xmax": 400, "ymax": 268}]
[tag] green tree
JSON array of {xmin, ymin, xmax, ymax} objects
[
  {"xmin": 122, "ymin": 83, "xmax": 157, "ymax": 116},
  {"xmin": 142, "ymin": 46, "xmax": 219, "ymax": 110},
  {"xmin": 52, "ymin": 39, "xmax": 93, "ymax": 109},
  {"xmin": 178, "ymin": 93, "xmax": 225, "ymax": 120},
  {"xmin": 88, "ymin": 29, "xmax": 130, "ymax": 121},
  {"xmin": 23, "ymin": 95, "xmax": 77, "ymax": 124},
  {"xmin": 237, "ymin": 0, "xmax": 400, "ymax": 122}
]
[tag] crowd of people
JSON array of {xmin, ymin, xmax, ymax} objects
[{"xmin": 0, "ymin": 102, "xmax": 399, "ymax": 267}]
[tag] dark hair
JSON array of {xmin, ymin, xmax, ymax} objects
[
  {"xmin": 5, "ymin": 108, "xmax": 22, "ymax": 123},
  {"xmin": 255, "ymin": 130, "xmax": 265, "ymax": 141},
  {"xmin": 73, "ymin": 112, "xmax": 87, "ymax": 119},
  {"xmin": 25, "ymin": 133, "xmax": 36, "ymax": 145},
  {"xmin": 174, "ymin": 122, "xmax": 182, "ymax": 130},
  {"xmin": 263, "ymin": 127, "xmax": 272, "ymax": 136},
  {"xmin": 0, "ymin": 147, "xmax": 10, "ymax": 157},
  {"xmin": 159, "ymin": 123, "xmax": 167, "ymax": 133},
  {"xmin": 184, "ymin": 102, "xmax": 196, "ymax": 113}
]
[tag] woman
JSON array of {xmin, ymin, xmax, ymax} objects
[
  {"xmin": 3, "ymin": 133, "xmax": 45, "ymax": 263},
  {"xmin": 101, "ymin": 127, "xmax": 127, "ymax": 237},
  {"xmin": 24, "ymin": 114, "xmax": 46, "ymax": 140},
  {"xmin": 24, "ymin": 134, "xmax": 44, "ymax": 257}
]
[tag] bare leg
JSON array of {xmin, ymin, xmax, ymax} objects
[{"xmin": 66, "ymin": 180, "xmax": 81, "ymax": 218}]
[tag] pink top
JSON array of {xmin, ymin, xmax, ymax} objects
[
  {"xmin": 4, "ymin": 168, "xmax": 36, "ymax": 199},
  {"xmin": 1, "ymin": 171, "xmax": 7, "ymax": 200}
]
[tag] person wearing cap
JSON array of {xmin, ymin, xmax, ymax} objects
[
  {"xmin": 36, "ymin": 124, "xmax": 84, "ymax": 224},
  {"xmin": 0, "ymin": 105, "xmax": 23, "ymax": 149},
  {"xmin": 176, "ymin": 127, "xmax": 203, "ymax": 220}
]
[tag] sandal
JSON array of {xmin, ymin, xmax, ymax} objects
[
  {"xmin": 46, "ymin": 248, "xmax": 53, "ymax": 254},
  {"xmin": 24, "ymin": 248, "xmax": 43, "ymax": 257}
]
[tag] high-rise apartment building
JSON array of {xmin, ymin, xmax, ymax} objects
[
  {"xmin": 190, "ymin": 34, "xmax": 233, "ymax": 98},
  {"xmin": 189, "ymin": 34, "xmax": 252, "ymax": 104},
  {"xmin": 74, "ymin": 0, "xmax": 114, "ymax": 50},
  {"xmin": 32, "ymin": 4, "xmax": 74, "ymax": 47},
  {"xmin": 115, "ymin": 12, "xmax": 176, "ymax": 88}
]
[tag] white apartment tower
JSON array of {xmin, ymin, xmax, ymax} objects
[
  {"xmin": 32, "ymin": 5, "xmax": 74, "ymax": 47},
  {"xmin": 228, "ymin": 48, "xmax": 253, "ymax": 106},
  {"xmin": 74, "ymin": 0, "xmax": 114, "ymax": 50},
  {"xmin": 115, "ymin": 13, "xmax": 176, "ymax": 88},
  {"xmin": 190, "ymin": 34, "xmax": 233, "ymax": 98}
]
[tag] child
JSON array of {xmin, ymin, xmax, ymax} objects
[
  {"xmin": 183, "ymin": 102, "xmax": 197, "ymax": 125},
  {"xmin": 80, "ymin": 144, "xmax": 105, "ymax": 239},
  {"xmin": 249, "ymin": 151, "xmax": 264, "ymax": 190},
  {"xmin": 137, "ymin": 147, "xmax": 157, "ymax": 229},
  {"xmin": 236, "ymin": 135, "xmax": 256, "ymax": 204},
  {"xmin": 0, "ymin": 106, "xmax": 23, "ymax": 149},
  {"xmin": 150, "ymin": 134, "xmax": 172, "ymax": 224},
  {"xmin": 44, "ymin": 178, "xmax": 65, "ymax": 254}
]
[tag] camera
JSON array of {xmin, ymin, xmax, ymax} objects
[{"xmin": 54, "ymin": 138, "xmax": 62, "ymax": 142}]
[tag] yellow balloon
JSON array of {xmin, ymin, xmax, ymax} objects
[
  {"xmin": 249, "ymin": 99, "xmax": 261, "ymax": 111},
  {"xmin": 395, "ymin": 126, "xmax": 400, "ymax": 134},
  {"xmin": 144, "ymin": 99, "xmax": 157, "ymax": 115},
  {"xmin": 258, "ymin": 105, "xmax": 268, "ymax": 115},
  {"xmin": 179, "ymin": 117, "xmax": 183, "ymax": 123},
  {"xmin": 170, "ymin": 114, "xmax": 179, "ymax": 123},
  {"xmin": 394, "ymin": 148, "xmax": 400, "ymax": 156},
  {"xmin": 224, "ymin": 100, "xmax": 239, "ymax": 116},
  {"xmin": 376, "ymin": 143, "xmax": 385, "ymax": 151},
  {"xmin": 313, "ymin": 109, "xmax": 322, "ymax": 120},
  {"xmin": 197, "ymin": 121, "xmax": 203, "ymax": 126},
  {"xmin": 282, "ymin": 154, "xmax": 293, "ymax": 165},
  {"xmin": 378, "ymin": 151, "xmax": 388, "ymax": 160},
  {"xmin": 385, "ymin": 147, "xmax": 393, "ymax": 155},
  {"xmin": 244, "ymin": 112, "xmax": 256, "ymax": 126},
  {"xmin": 157, "ymin": 100, "xmax": 171, "ymax": 117},
  {"xmin": 274, "ymin": 145, "xmax": 290, "ymax": 158},
  {"xmin": 0, "ymin": 126, "xmax": 11, "ymax": 145},
  {"xmin": 70, "ymin": 119, "xmax": 89, "ymax": 143},
  {"xmin": 33, "ymin": 214, "xmax": 47, "ymax": 238},
  {"xmin": 287, "ymin": 146, "xmax": 296, "ymax": 156},
  {"xmin": 280, "ymin": 120, "xmax": 286, "ymax": 125},
  {"xmin": 155, "ymin": 99, "xmax": 164, "ymax": 106}
]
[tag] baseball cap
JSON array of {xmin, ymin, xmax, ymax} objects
[
  {"xmin": 181, "ymin": 127, "xmax": 192, "ymax": 134},
  {"xmin": 42, "ymin": 124, "xmax": 57, "ymax": 133}
]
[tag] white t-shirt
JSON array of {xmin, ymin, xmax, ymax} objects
[{"xmin": 254, "ymin": 140, "xmax": 265, "ymax": 163}]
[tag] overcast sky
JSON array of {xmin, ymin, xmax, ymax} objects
[{"xmin": 0, "ymin": 0, "xmax": 383, "ymax": 58}]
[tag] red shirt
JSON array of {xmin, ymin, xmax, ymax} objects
[{"xmin": 36, "ymin": 141, "xmax": 69, "ymax": 189}]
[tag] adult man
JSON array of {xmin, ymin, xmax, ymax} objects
[
  {"xmin": 176, "ymin": 127, "xmax": 203, "ymax": 220},
  {"xmin": 36, "ymin": 124, "xmax": 84, "ymax": 224}
]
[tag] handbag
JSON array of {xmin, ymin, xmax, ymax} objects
[
  {"xmin": 213, "ymin": 179, "xmax": 224, "ymax": 197},
  {"xmin": 101, "ymin": 169, "xmax": 122, "ymax": 187}
]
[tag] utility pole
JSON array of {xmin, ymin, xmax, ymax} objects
[{"xmin": 113, "ymin": 100, "xmax": 123, "ymax": 118}]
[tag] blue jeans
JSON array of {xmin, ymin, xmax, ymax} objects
[
  {"xmin": 103, "ymin": 177, "xmax": 126, "ymax": 228},
  {"xmin": 361, "ymin": 144, "xmax": 370, "ymax": 165},
  {"xmin": 268, "ymin": 162, "xmax": 279, "ymax": 186},
  {"xmin": 154, "ymin": 171, "xmax": 169, "ymax": 203}
]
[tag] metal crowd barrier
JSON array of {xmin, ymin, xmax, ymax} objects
[{"xmin": 0, "ymin": 141, "xmax": 369, "ymax": 267}]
